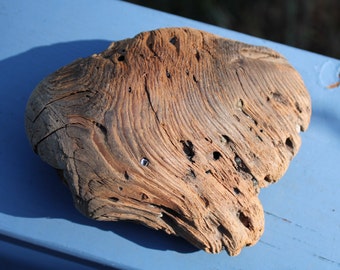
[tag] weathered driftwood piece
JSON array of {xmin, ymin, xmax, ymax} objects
[{"xmin": 25, "ymin": 28, "xmax": 311, "ymax": 255}]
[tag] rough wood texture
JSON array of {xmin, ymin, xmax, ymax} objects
[{"xmin": 25, "ymin": 28, "xmax": 311, "ymax": 255}]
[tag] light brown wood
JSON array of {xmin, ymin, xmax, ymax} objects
[{"xmin": 25, "ymin": 28, "xmax": 311, "ymax": 255}]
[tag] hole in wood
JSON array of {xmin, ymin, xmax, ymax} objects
[
  {"xmin": 188, "ymin": 168, "xmax": 196, "ymax": 179},
  {"xmin": 285, "ymin": 137, "xmax": 295, "ymax": 154},
  {"xmin": 195, "ymin": 51, "xmax": 200, "ymax": 61},
  {"xmin": 180, "ymin": 140, "xmax": 195, "ymax": 162},
  {"xmin": 285, "ymin": 137, "xmax": 294, "ymax": 150},
  {"xmin": 234, "ymin": 155, "xmax": 251, "ymax": 174},
  {"xmin": 94, "ymin": 122, "xmax": 107, "ymax": 136},
  {"xmin": 140, "ymin": 157, "xmax": 150, "ymax": 166},
  {"xmin": 109, "ymin": 197, "xmax": 119, "ymax": 202},
  {"xmin": 221, "ymin": 134, "xmax": 232, "ymax": 144},
  {"xmin": 233, "ymin": 187, "xmax": 241, "ymax": 195},
  {"xmin": 264, "ymin": 175, "xmax": 272, "ymax": 182},
  {"xmin": 141, "ymin": 193, "xmax": 149, "ymax": 200},
  {"xmin": 213, "ymin": 151, "xmax": 222, "ymax": 160},
  {"xmin": 169, "ymin": 36, "xmax": 177, "ymax": 45},
  {"xmin": 237, "ymin": 211, "xmax": 253, "ymax": 230}
]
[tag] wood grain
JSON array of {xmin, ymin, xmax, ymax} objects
[{"xmin": 25, "ymin": 28, "xmax": 311, "ymax": 255}]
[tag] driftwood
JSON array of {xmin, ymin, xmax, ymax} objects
[{"xmin": 25, "ymin": 28, "xmax": 311, "ymax": 255}]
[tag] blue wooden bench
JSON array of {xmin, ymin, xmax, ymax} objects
[{"xmin": 1, "ymin": 0, "xmax": 339, "ymax": 269}]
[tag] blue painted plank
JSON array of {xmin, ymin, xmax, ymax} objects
[
  {"xmin": 0, "ymin": 238, "xmax": 103, "ymax": 270},
  {"xmin": 0, "ymin": 0, "xmax": 339, "ymax": 269}
]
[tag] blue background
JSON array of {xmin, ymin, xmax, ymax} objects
[{"xmin": 0, "ymin": 0, "xmax": 339, "ymax": 269}]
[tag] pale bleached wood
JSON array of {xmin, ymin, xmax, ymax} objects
[{"xmin": 25, "ymin": 28, "xmax": 311, "ymax": 255}]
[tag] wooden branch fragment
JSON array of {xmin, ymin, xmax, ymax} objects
[{"xmin": 25, "ymin": 28, "xmax": 311, "ymax": 255}]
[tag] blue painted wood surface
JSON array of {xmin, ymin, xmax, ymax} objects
[{"xmin": 0, "ymin": 0, "xmax": 339, "ymax": 269}]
